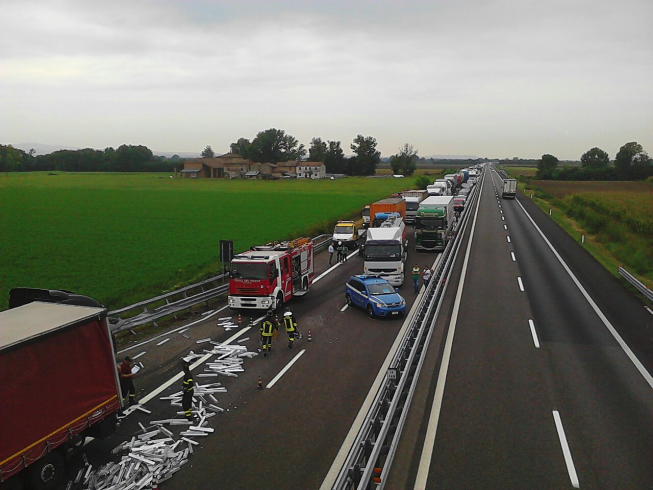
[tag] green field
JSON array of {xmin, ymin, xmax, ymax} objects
[{"xmin": 0, "ymin": 173, "xmax": 416, "ymax": 311}]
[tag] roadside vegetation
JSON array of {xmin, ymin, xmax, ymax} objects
[
  {"xmin": 0, "ymin": 172, "xmax": 416, "ymax": 311},
  {"xmin": 505, "ymin": 171, "xmax": 653, "ymax": 289}
]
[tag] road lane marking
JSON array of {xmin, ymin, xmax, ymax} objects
[
  {"xmin": 250, "ymin": 315, "xmax": 266, "ymax": 326},
  {"xmin": 118, "ymin": 307, "xmax": 228, "ymax": 354},
  {"xmin": 504, "ymin": 224, "xmax": 508, "ymax": 230},
  {"xmin": 511, "ymin": 252, "xmax": 516, "ymax": 262},
  {"xmin": 321, "ymin": 253, "xmax": 442, "ymax": 489},
  {"xmin": 266, "ymin": 349, "xmax": 306, "ymax": 389},
  {"xmin": 502, "ymin": 216, "xmax": 505, "ymax": 221},
  {"xmin": 313, "ymin": 250, "xmax": 359, "ymax": 284},
  {"xmin": 645, "ymin": 306, "xmax": 653, "ymax": 316},
  {"xmin": 340, "ymin": 304, "xmax": 349, "ymax": 312},
  {"xmin": 516, "ymin": 199, "xmax": 653, "ymax": 390},
  {"xmin": 528, "ymin": 319, "xmax": 540, "ymax": 348},
  {"xmin": 552, "ymin": 411, "xmax": 580, "ymax": 488},
  {"xmin": 518, "ymin": 277, "xmax": 524, "ymax": 291},
  {"xmin": 500, "ymin": 210, "xmax": 503, "ymax": 214},
  {"xmin": 414, "ymin": 171, "xmax": 483, "ymax": 489},
  {"xmin": 121, "ymin": 327, "xmax": 252, "ymax": 415},
  {"xmin": 507, "ymin": 235, "xmax": 511, "ymax": 243}
]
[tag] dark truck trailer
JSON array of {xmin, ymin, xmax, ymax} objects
[{"xmin": 0, "ymin": 289, "xmax": 121, "ymax": 489}]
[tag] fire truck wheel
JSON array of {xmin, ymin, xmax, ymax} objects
[{"xmin": 27, "ymin": 451, "xmax": 65, "ymax": 490}]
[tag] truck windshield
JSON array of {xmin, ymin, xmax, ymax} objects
[
  {"xmin": 368, "ymin": 283, "xmax": 396, "ymax": 295},
  {"xmin": 231, "ymin": 262, "xmax": 268, "ymax": 280},
  {"xmin": 416, "ymin": 217, "xmax": 445, "ymax": 229},
  {"xmin": 334, "ymin": 225, "xmax": 353, "ymax": 234},
  {"xmin": 362, "ymin": 208, "xmax": 370, "ymax": 217},
  {"xmin": 406, "ymin": 202, "xmax": 420, "ymax": 211},
  {"xmin": 364, "ymin": 244, "xmax": 402, "ymax": 260},
  {"xmin": 373, "ymin": 217, "xmax": 388, "ymax": 227}
]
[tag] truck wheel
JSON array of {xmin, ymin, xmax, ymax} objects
[
  {"xmin": 346, "ymin": 294, "xmax": 352, "ymax": 306},
  {"xmin": 366, "ymin": 304, "xmax": 374, "ymax": 318},
  {"xmin": 27, "ymin": 451, "xmax": 64, "ymax": 490}
]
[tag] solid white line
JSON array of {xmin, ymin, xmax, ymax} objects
[
  {"xmin": 552, "ymin": 411, "xmax": 580, "ymax": 488},
  {"xmin": 528, "ymin": 319, "xmax": 540, "ymax": 348},
  {"xmin": 121, "ymin": 327, "xmax": 252, "ymax": 415},
  {"xmin": 414, "ymin": 170, "xmax": 483, "ymax": 489},
  {"xmin": 507, "ymin": 235, "xmax": 511, "ymax": 243},
  {"xmin": 321, "ymin": 253, "xmax": 442, "ymax": 490},
  {"xmin": 518, "ymin": 276, "xmax": 524, "ymax": 291},
  {"xmin": 340, "ymin": 304, "xmax": 349, "ymax": 312},
  {"xmin": 511, "ymin": 252, "xmax": 516, "ymax": 262},
  {"xmin": 266, "ymin": 349, "xmax": 306, "ymax": 389},
  {"xmin": 118, "ymin": 307, "xmax": 228, "ymax": 354},
  {"xmin": 516, "ymin": 199, "xmax": 653, "ymax": 390},
  {"xmin": 313, "ymin": 250, "xmax": 358, "ymax": 284},
  {"xmin": 645, "ymin": 306, "xmax": 653, "ymax": 316}
]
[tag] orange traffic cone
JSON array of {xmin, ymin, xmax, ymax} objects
[
  {"xmin": 152, "ymin": 478, "xmax": 158, "ymax": 490},
  {"xmin": 237, "ymin": 313, "xmax": 242, "ymax": 324},
  {"xmin": 257, "ymin": 375, "xmax": 263, "ymax": 390},
  {"xmin": 307, "ymin": 330, "xmax": 312, "ymax": 342}
]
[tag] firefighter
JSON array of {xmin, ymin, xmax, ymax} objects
[
  {"xmin": 260, "ymin": 310, "xmax": 276, "ymax": 357},
  {"xmin": 182, "ymin": 361, "xmax": 195, "ymax": 421},
  {"xmin": 119, "ymin": 356, "xmax": 137, "ymax": 406},
  {"xmin": 283, "ymin": 307, "xmax": 299, "ymax": 349}
]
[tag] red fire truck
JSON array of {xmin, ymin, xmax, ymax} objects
[{"xmin": 228, "ymin": 237, "xmax": 314, "ymax": 310}]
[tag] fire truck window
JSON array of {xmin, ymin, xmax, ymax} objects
[
  {"xmin": 283, "ymin": 257, "xmax": 290, "ymax": 276},
  {"xmin": 269, "ymin": 263, "xmax": 278, "ymax": 283}
]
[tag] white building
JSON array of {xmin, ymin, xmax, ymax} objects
[{"xmin": 296, "ymin": 161, "xmax": 327, "ymax": 179}]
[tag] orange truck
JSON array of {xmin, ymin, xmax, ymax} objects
[{"xmin": 369, "ymin": 198, "xmax": 406, "ymax": 227}]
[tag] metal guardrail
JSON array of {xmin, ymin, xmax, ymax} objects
[
  {"xmin": 619, "ymin": 267, "xmax": 653, "ymax": 303},
  {"xmin": 108, "ymin": 234, "xmax": 335, "ymax": 332},
  {"xmin": 328, "ymin": 172, "xmax": 483, "ymax": 489}
]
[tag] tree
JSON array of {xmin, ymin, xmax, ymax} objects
[
  {"xmin": 115, "ymin": 145, "xmax": 153, "ymax": 172},
  {"xmin": 0, "ymin": 145, "xmax": 22, "ymax": 174},
  {"xmin": 415, "ymin": 175, "xmax": 431, "ymax": 189},
  {"xmin": 201, "ymin": 145, "xmax": 215, "ymax": 159},
  {"xmin": 390, "ymin": 143, "xmax": 418, "ymax": 176},
  {"xmin": 615, "ymin": 142, "xmax": 644, "ymax": 179},
  {"xmin": 324, "ymin": 140, "xmax": 346, "ymax": 174},
  {"xmin": 350, "ymin": 135, "xmax": 381, "ymax": 176},
  {"xmin": 248, "ymin": 128, "xmax": 305, "ymax": 163},
  {"xmin": 230, "ymin": 138, "xmax": 251, "ymax": 158},
  {"xmin": 580, "ymin": 147, "xmax": 609, "ymax": 170},
  {"xmin": 536, "ymin": 153, "xmax": 559, "ymax": 178},
  {"xmin": 308, "ymin": 137, "xmax": 328, "ymax": 162}
]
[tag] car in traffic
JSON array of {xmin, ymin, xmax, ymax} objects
[{"xmin": 345, "ymin": 275, "xmax": 406, "ymax": 318}]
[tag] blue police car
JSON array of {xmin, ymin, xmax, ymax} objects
[{"xmin": 345, "ymin": 275, "xmax": 407, "ymax": 318}]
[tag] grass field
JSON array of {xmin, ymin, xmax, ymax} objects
[
  {"xmin": 504, "ymin": 175, "xmax": 653, "ymax": 288},
  {"xmin": 0, "ymin": 172, "xmax": 416, "ymax": 311}
]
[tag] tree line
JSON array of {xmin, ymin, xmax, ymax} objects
[
  {"xmin": 0, "ymin": 144, "xmax": 180, "ymax": 174},
  {"xmin": 536, "ymin": 142, "xmax": 652, "ymax": 181}
]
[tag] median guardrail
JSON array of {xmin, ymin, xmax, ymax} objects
[{"xmin": 327, "ymin": 171, "xmax": 484, "ymax": 489}]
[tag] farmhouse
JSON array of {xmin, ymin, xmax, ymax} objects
[{"xmin": 182, "ymin": 155, "xmax": 326, "ymax": 179}]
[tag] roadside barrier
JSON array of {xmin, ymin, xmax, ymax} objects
[
  {"xmin": 619, "ymin": 266, "xmax": 653, "ymax": 303},
  {"xmin": 108, "ymin": 234, "xmax": 333, "ymax": 332},
  {"xmin": 327, "ymin": 169, "xmax": 484, "ymax": 489}
]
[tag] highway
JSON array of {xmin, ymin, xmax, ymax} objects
[{"xmin": 72, "ymin": 165, "xmax": 653, "ymax": 490}]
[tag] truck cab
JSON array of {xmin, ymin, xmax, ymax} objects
[
  {"xmin": 362, "ymin": 205, "xmax": 371, "ymax": 228},
  {"xmin": 363, "ymin": 215, "xmax": 408, "ymax": 286},
  {"xmin": 415, "ymin": 196, "xmax": 455, "ymax": 252},
  {"xmin": 332, "ymin": 221, "xmax": 359, "ymax": 248}
]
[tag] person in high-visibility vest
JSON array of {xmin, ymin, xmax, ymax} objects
[
  {"xmin": 260, "ymin": 310, "xmax": 276, "ymax": 357},
  {"xmin": 181, "ymin": 361, "xmax": 195, "ymax": 420},
  {"xmin": 283, "ymin": 308, "xmax": 299, "ymax": 349}
]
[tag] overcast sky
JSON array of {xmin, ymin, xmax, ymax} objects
[{"xmin": 1, "ymin": 0, "xmax": 651, "ymax": 159}]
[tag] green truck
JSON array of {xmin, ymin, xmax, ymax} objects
[{"xmin": 415, "ymin": 196, "xmax": 455, "ymax": 252}]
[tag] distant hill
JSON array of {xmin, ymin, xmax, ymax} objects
[{"xmin": 13, "ymin": 142, "xmax": 199, "ymax": 159}]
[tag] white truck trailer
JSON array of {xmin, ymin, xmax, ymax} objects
[
  {"xmin": 363, "ymin": 215, "xmax": 408, "ymax": 286},
  {"xmin": 502, "ymin": 179, "xmax": 517, "ymax": 199}
]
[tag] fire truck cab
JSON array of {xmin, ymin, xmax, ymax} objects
[{"xmin": 228, "ymin": 237, "xmax": 314, "ymax": 311}]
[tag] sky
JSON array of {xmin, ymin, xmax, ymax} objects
[{"xmin": 1, "ymin": 0, "xmax": 652, "ymax": 160}]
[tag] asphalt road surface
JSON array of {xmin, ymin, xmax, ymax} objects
[
  {"xmin": 387, "ymin": 167, "xmax": 653, "ymax": 489},
  {"xmin": 61, "ymin": 166, "xmax": 653, "ymax": 490}
]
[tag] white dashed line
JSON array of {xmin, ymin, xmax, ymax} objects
[
  {"xmin": 266, "ymin": 349, "xmax": 306, "ymax": 389},
  {"xmin": 553, "ymin": 411, "xmax": 580, "ymax": 488},
  {"xmin": 340, "ymin": 304, "xmax": 349, "ymax": 312},
  {"xmin": 518, "ymin": 277, "xmax": 524, "ymax": 291},
  {"xmin": 507, "ymin": 236, "xmax": 511, "ymax": 243},
  {"xmin": 504, "ymin": 224, "xmax": 508, "ymax": 230},
  {"xmin": 528, "ymin": 319, "xmax": 540, "ymax": 348},
  {"xmin": 313, "ymin": 250, "xmax": 358, "ymax": 284},
  {"xmin": 511, "ymin": 252, "xmax": 516, "ymax": 262}
]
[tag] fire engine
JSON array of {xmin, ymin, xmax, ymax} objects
[{"xmin": 228, "ymin": 237, "xmax": 314, "ymax": 310}]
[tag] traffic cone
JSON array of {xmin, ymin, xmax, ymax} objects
[
  {"xmin": 257, "ymin": 375, "xmax": 263, "ymax": 390},
  {"xmin": 151, "ymin": 478, "xmax": 158, "ymax": 490},
  {"xmin": 237, "ymin": 313, "xmax": 242, "ymax": 324},
  {"xmin": 307, "ymin": 330, "xmax": 312, "ymax": 342}
]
